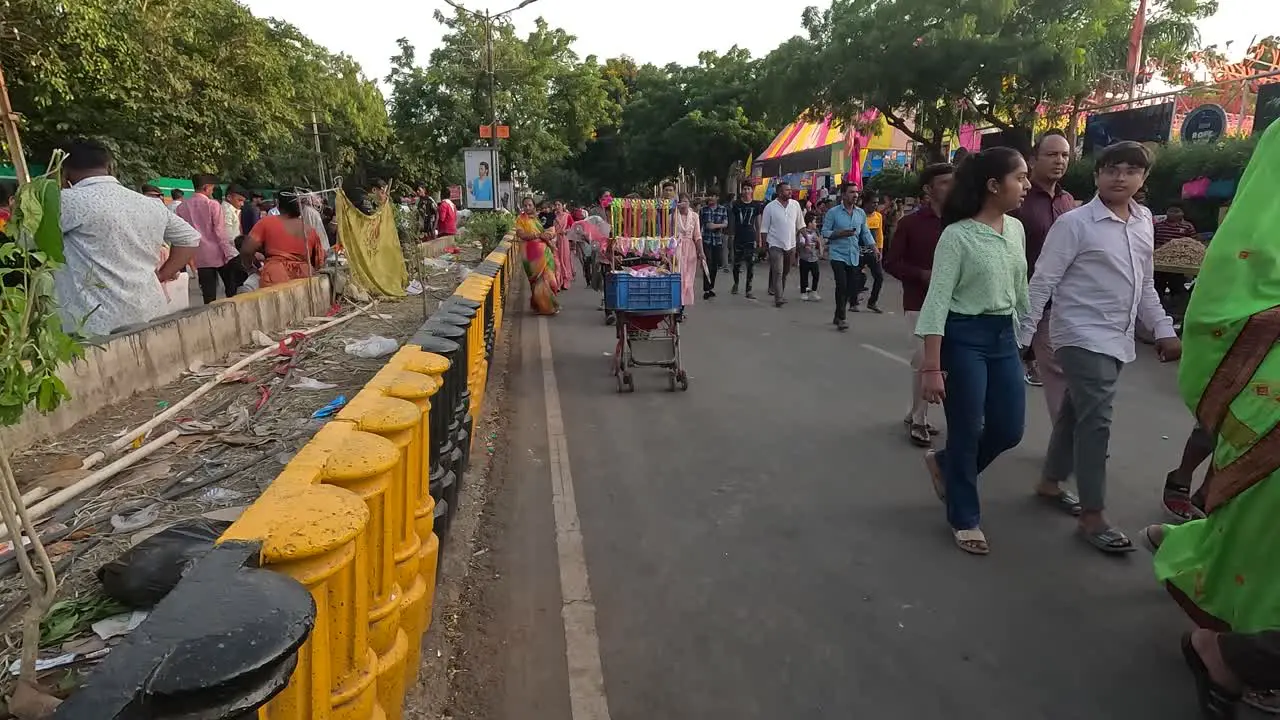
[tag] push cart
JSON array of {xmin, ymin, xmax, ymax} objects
[{"xmin": 605, "ymin": 271, "xmax": 688, "ymax": 392}]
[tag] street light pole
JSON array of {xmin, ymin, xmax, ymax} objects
[
  {"xmin": 442, "ymin": 0, "xmax": 541, "ymax": 148},
  {"xmin": 485, "ymin": 10, "xmax": 497, "ymax": 149}
]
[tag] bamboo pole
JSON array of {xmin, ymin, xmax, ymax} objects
[
  {"xmin": 0, "ymin": 431, "xmax": 182, "ymax": 542},
  {"xmin": 0, "ymin": 60, "xmax": 30, "ymax": 185}
]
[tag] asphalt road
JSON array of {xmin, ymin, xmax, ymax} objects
[{"xmin": 481, "ymin": 270, "xmax": 1228, "ymax": 720}]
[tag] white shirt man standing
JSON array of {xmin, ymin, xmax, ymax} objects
[
  {"xmin": 56, "ymin": 139, "xmax": 200, "ymax": 336},
  {"xmin": 760, "ymin": 181, "xmax": 804, "ymax": 307}
]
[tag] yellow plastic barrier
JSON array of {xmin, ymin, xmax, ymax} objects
[{"xmin": 221, "ymin": 234, "xmax": 516, "ymax": 720}]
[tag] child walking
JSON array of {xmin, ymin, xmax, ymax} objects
[{"xmin": 798, "ymin": 212, "xmax": 822, "ymax": 301}]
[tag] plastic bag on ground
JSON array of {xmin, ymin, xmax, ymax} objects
[
  {"xmin": 97, "ymin": 519, "xmax": 232, "ymax": 609},
  {"xmin": 345, "ymin": 335, "xmax": 399, "ymax": 358}
]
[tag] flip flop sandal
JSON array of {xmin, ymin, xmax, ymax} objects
[
  {"xmin": 1037, "ymin": 489, "xmax": 1082, "ymax": 516},
  {"xmin": 924, "ymin": 451, "xmax": 945, "ymax": 502},
  {"xmin": 954, "ymin": 528, "xmax": 989, "ymax": 555},
  {"xmin": 1079, "ymin": 526, "xmax": 1137, "ymax": 554},
  {"xmin": 904, "ymin": 416, "xmax": 942, "ymax": 435},
  {"xmin": 1182, "ymin": 632, "xmax": 1240, "ymax": 719},
  {"xmin": 1163, "ymin": 482, "xmax": 1207, "ymax": 522},
  {"xmin": 1243, "ymin": 690, "xmax": 1280, "ymax": 715},
  {"xmin": 909, "ymin": 424, "xmax": 932, "ymax": 447},
  {"xmin": 1141, "ymin": 524, "xmax": 1165, "ymax": 553}
]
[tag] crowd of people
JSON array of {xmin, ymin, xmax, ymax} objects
[
  {"xmin": 503, "ymin": 125, "xmax": 1280, "ymax": 717},
  {"xmin": 889, "ymin": 129, "xmax": 1277, "ymax": 717},
  {"xmin": 508, "ymin": 179, "xmax": 919, "ymax": 329},
  {"xmin": 0, "ymin": 139, "xmax": 479, "ymax": 338}
]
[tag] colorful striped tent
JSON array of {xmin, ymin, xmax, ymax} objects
[
  {"xmin": 756, "ymin": 115, "xmax": 851, "ymax": 177},
  {"xmin": 757, "ymin": 113, "xmax": 915, "ymax": 184}
]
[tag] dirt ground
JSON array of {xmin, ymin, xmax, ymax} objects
[
  {"xmin": 401, "ymin": 277, "xmax": 521, "ymax": 720},
  {"xmin": 0, "ymin": 249, "xmax": 478, "ymax": 704}
]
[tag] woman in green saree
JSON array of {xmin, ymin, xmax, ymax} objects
[{"xmin": 1146, "ymin": 119, "xmax": 1280, "ymax": 717}]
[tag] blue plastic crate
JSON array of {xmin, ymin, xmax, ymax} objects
[{"xmin": 604, "ymin": 272, "xmax": 682, "ymax": 311}]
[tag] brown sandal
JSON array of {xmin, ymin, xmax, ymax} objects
[{"xmin": 954, "ymin": 528, "xmax": 990, "ymax": 555}]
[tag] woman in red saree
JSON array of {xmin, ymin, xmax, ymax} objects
[
  {"xmin": 241, "ymin": 193, "xmax": 324, "ymax": 287},
  {"xmin": 553, "ymin": 200, "xmax": 575, "ymax": 291},
  {"xmin": 516, "ymin": 196, "xmax": 560, "ymax": 315}
]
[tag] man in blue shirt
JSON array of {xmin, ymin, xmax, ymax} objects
[{"xmin": 821, "ymin": 182, "xmax": 877, "ymax": 331}]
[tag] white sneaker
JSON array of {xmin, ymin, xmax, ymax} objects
[
  {"xmin": 810, "ymin": 292, "xmax": 822, "ymax": 301},
  {"xmin": 800, "ymin": 291, "xmax": 811, "ymax": 301}
]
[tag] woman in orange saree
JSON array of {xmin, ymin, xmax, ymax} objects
[
  {"xmin": 516, "ymin": 196, "xmax": 560, "ymax": 315},
  {"xmin": 240, "ymin": 193, "xmax": 325, "ymax": 287}
]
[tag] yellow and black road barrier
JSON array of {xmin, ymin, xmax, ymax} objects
[{"xmin": 216, "ymin": 235, "xmax": 516, "ymax": 720}]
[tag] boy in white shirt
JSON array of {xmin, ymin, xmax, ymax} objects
[{"xmin": 1017, "ymin": 141, "xmax": 1181, "ymax": 555}]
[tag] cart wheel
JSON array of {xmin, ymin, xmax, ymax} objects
[
  {"xmin": 667, "ymin": 372, "xmax": 677, "ymax": 392},
  {"xmin": 615, "ymin": 373, "xmax": 626, "ymax": 393},
  {"xmin": 623, "ymin": 373, "xmax": 635, "ymax": 393},
  {"xmin": 677, "ymin": 370, "xmax": 689, "ymax": 392}
]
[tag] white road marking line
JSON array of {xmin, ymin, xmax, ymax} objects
[
  {"xmin": 538, "ymin": 317, "xmax": 613, "ymax": 720},
  {"xmin": 861, "ymin": 343, "xmax": 911, "ymax": 366}
]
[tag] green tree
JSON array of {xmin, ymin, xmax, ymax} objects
[
  {"xmin": 787, "ymin": 0, "xmax": 1214, "ymax": 161},
  {"xmin": 3, "ymin": 0, "xmax": 389, "ymax": 187},
  {"xmin": 537, "ymin": 48, "xmax": 780, "ymax": 199},
  {"xmin": 386, "ymin": 9, "xmax": 615, "ymax": 189}
]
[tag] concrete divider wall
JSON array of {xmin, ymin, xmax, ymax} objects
[{"xmin": 220, "ymin": 235, "xmax": 516, "ymax": 720}]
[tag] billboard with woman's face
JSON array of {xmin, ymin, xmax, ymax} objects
[{"xmin": 463, "ymin": 148, "xmax": 499, "ymax": 210}]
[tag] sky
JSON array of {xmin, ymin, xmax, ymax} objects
[{"xmin": 243, "ymin": 0, "xmax": 1276, "ymax": 91}]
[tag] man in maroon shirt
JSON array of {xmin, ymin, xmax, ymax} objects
[
  {"xmin": 884, "ymin": 162, "xmax": 954, "ymax": 447},
  {"xmin": 1011, "ymin": 130, "xmax": 1076, "ymax": 420}
]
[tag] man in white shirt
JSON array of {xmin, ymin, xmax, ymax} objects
[
  {"xmin": 56, "ymin": 139, "xmax": 200, "ymax": 336},
  {"xmin": 1017, "ymin": 141, "xmax": 1181, "ymax": 555},
  {"xmin": 760, "ymin": 181, "xmax": 805, "ymax": 307}
]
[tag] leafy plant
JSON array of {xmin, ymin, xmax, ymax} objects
[
  {"xmin": 1, "ymin": 155, "xmax": 84, "ymax": 427},
  {"xmin": 864, "ymin": 163, "xmax": 921, "ymax": 199},
  {"xmin": 460, "ymin": 211, "xmax": 514, "ymax": 255},
  {"xmin": 39, "ymin": 594, "xmax": 127, "ymax": 647}
]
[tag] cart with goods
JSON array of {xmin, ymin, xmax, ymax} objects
[
  {"xmin": 1153, "ymin": 236, "xmax": 1207, "ymax": 277},
  {"xmin": 603, "ymin": 198, "xmax": 688, "ymax": 393},
  {"xmin": 1152, "ymin": 236, "xmax": 1209, "ymax": 329}
]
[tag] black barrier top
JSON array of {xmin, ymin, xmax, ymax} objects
[
  {"xmin": 473, "ymin": 264, "xmax": 500, "ymax": 276},
  {"xmin": 431, "ymin": 312, "xmax": 471, "ymax": 329},
  {"xmin": 439, "ymin": 301, "xmax": 478, "ymax": 319},
  {"xmin": 421, "ymin": 320, "xmax": 465, "ymax": 339},
  {"xmin": 54, "ymin": 542, "xmax": 314, "ymax": 720},
  {"xmin": 448, "ymin": 296, "xmax": 482, "ymax": 309},
  {"xmin": 409, "ymin": 333, "xmax": 460, "ymax": 356}
]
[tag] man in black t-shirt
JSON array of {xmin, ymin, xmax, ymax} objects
[{"xmin": 727, "ymin": 182, "xmax": 762, "ymax": 299}]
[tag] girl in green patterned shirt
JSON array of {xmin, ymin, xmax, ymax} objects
[{"xmin": 915, "ymin": 147, "xmax": 1031, "ymax": 555}]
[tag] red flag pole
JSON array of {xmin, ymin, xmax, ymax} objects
[{"xmin": 1127, "ymin": 0, "xmax": 1148, "ymax": 104}]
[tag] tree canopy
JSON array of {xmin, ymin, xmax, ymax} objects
[
  {"xmin": 3, "ymin": 0, "xmax": 391, "ymax": 187},
  {"xmin": 2, "ymin": 0, "xmax": 1226, "ymax": 197},
  {"xmin": 386, "ymin": 9, "xmax": 616, "ymax": 191},
  {"xmin": 768, "ymin": 0, "xmax": 1216, "ymax": 161}
]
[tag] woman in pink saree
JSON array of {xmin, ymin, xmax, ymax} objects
[
  {"xmin": 673, "ymin": 192, "xmax": 706, "ymax": 309},
  {"xmin": 552, "ymin": 200, "xmax": 575, "ymax": 291}
]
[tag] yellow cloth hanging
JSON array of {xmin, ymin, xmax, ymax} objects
[{"xmin": 336, "ymin": 191, "xmax": 408, "ymax": 297}]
